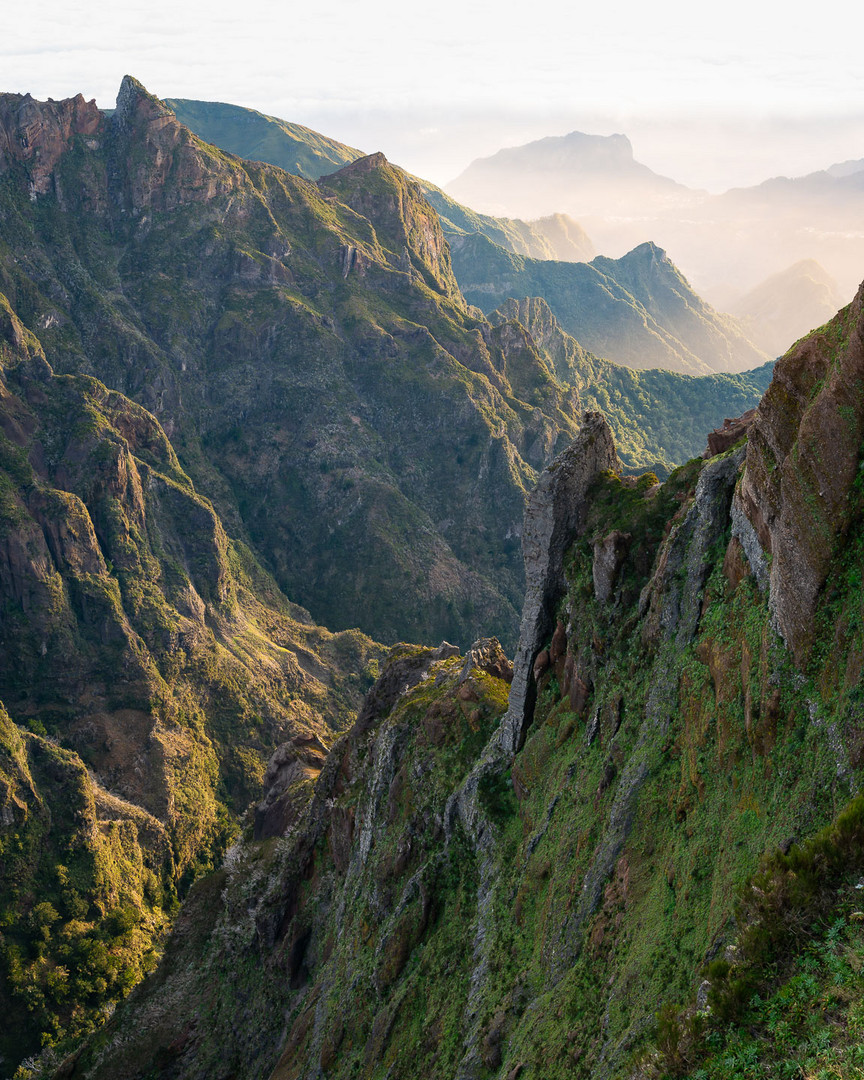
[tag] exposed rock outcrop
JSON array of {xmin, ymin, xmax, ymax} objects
[
  {"xmin": 592, "ymin": 530, "xmax": 631, "ymax": 603},
  {"xmin": 737, "ymin": 281, "xmax": 864, "ymax": 663},
  {"xmin": 0, "ymin": 78, "xmax": 599, "ymax": 650},
  {"xmin": 704, "ymin": 407, "xmax": 757, "ymax": 456},
  {"xmin": 501, "ymin": 413, "xmax": 619, "ymax": 752},
  {"xmin": 0, "ymin": 301, "xmax": 383, "ymax": 1070},
  {"xmin": 319, "ymin": 152, "xmax": 466, "ymax": 306},
  {"xmin": 0, "ymin": 90, "xmax": 101, "ymax": 195},
  {"xmin": 643, "ymin": 445, "xmax": 746, "ymax": 648},
  {"xmin": 459, "ymin": 637, "xmax": 513, "ymax": 683}
]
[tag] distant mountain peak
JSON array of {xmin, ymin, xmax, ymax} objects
[
  {"xmin": 446, "ymin": 129, "xmax": 686, "ymax": 219},
  {"xmin": 328, "ymin": 149, "xmax": 389, "ymax": 175},
  {"xmin": 621, "ymin": 239, "xmax": 667, "ymax": 261},
  {"xmin": 825, "ymin": 158, "xmax": 864, "ymax": 179},
  {"xmin": 113, "ymin": 74, "xmax": 173, "ymax": 129}
]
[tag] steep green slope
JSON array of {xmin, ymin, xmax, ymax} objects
[
  {"xmin": 639, "ymin": 795, "xmax": 864, "ymax": 1076},
  {"xmin": 166, "ymin": 97, "xmax": 595, "ymax": 260},
  {"xmin": 0, "ymin": 294, "xmax": 381, "ymax": 1073},
  {"xmin": 451, "ymin": 232, "xmax": 769, "ymax": 374},
  {"xmin": 491, "ymin": 297, "xmax": 773, "ymax": 475},
  {"xmin": 0, "ymin": 78, "xmax": 588, "ymax": 649},
  {"xmin": 164, "ymin": 98, "xmax": 364, "ymax": 179},
  {"xmin": 56, "ymin": 285, "xmax": 864, "ymax": 1080}
]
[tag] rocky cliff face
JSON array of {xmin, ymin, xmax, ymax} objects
[
  {"xmin": 502, "ymin": 413, "xmax": 619, "ymax": 754},
  {"xmin": 0, "ymin": 295, "xmax": 380, "ymax": 1074},
  {"xmin": 737, "ymin": 281, "xmax": 864, "ymax": 664},
  {"xmin": 55, "ymin": 280, "xmax": 864, "ymax": 1080},
  {"xmin": 0, "ymin": 92, "xmax": 101, "ymax": 196},
  {"xmin": 0, "ymin": 77, "xmax": 597, "ymax": 649}
]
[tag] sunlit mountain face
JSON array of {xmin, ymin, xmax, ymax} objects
[{"xmin": 3, "ymin": 7, "xmax": 864, "ymax": 1070}]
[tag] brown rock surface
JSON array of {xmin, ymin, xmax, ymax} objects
[
  {"xmin": 738, "ymin": 281, "xmax": 864, "ymax": 663},
  {"xmin": 705, "ymin": 408, "xmax": 757, "ymax": 457},
  {"xmin": 0, "ymin": 91, "xmax": 101, "ymax": 194},
  {"xmin": 501, "ymin": 413, "xmax": 620, "ymax": 752},
  {"xmin": 459, "ymin": 636, "xmax": 514, "ymax": 683}
]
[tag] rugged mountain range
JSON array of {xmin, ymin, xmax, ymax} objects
[
  {"xmin": 0, "ymin": 79, "xmax": 770, "ymax": 650},
  {"xmin": 0, "ymin": 297, "xmax": 381, "ymax": 1072},
  {"xmin": 0, "ymin": 78, "xmax": 813, "ymax": 1077},
  {"xmin": 166, "ymin": 99, "xmax": 596, "ymax": 263},
  {"xmin": 452, "ymin": 236, "xmax": 769, "ymax": 375},
  {"xmin": 0, "ymin": 79, "xmax": 578, "ymax": 649},
  {"xmin": 158, "ymin": 99, "xmax": 783, "ymax": 378},
  {"xmin": 52, "ymin": 273, "xmax": 864, "ymax": 1080},
  {"xmin": 445, "ymin": 130, "xmax": 864, "ymax": 301}
]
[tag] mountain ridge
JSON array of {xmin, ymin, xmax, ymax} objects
[
  {"xmin": 52, "ymin": 280, "xmax": 864, "ymax": 1080},
  {"xmin": 0, "ymin": 77, "xmax": 771, "ymax": 649},
  {"xmin": 165, "ymin": 96, "xmax": 597, "ymax": 262},
  {"xmin": 451, "ymin": 234, "xmax": 769, "ymax": 375},
  {"xmin": 443, "ymin": 127, "xmax": 864, "ymax": 300}
]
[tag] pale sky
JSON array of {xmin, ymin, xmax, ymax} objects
[{"xmin": 5, "ymin": 0, "xmax": 864, "ymax": 190}]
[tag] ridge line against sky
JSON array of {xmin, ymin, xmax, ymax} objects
[{"xmin": 5, "ymin": 0, "xmax": 864, "ymax": 190}]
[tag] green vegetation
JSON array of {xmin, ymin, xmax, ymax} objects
[
  {"xmin": 0, "ymin": 301, "xmax": 382, "ymax": 1074},
  {"xmin": 455, "ymin": 234, "xmax": 769, "ymax": 375},
  {"xmin": 639, "ymin": 797, "xmax": 864, "ymax": 1078},
  {"xmin": 0, "ymin": 83, "xmax": 582, "ymax": 649},
  {"xmin": 0, "ymin": 708, "xmax": 171, "ymax": 1071},
  {"xmin": 65, "ymin": 327, "xmax": 864, "ymax": 1079},
  {"xmin": 488, "ymin": 297, "xmax": 772, "ymax": 475}
]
